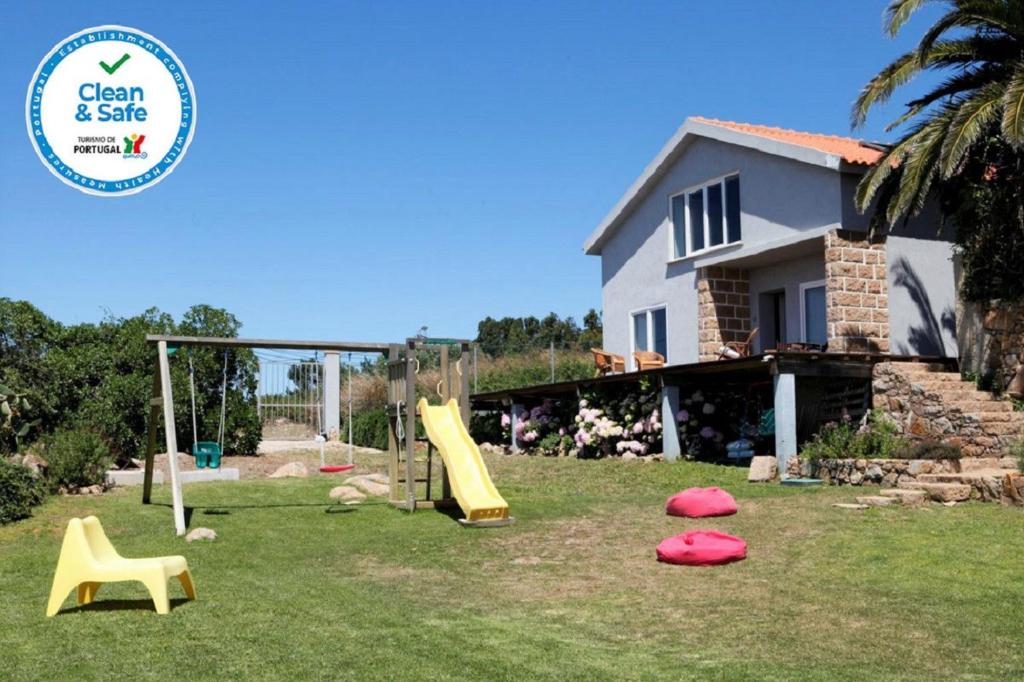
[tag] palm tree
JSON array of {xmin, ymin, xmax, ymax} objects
[{"xmin": 852, "ymin": 0, "xmax": 1024, "ymax": 227}]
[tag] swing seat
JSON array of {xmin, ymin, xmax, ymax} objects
[
  {"xmin": 319, "ymin": 464, "xmax": 356, "ymax": 473},
  {"xmin": 191, "ymin": 441, "xmax": 222, "ymax": 469}
]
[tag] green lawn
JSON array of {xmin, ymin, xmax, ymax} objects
[{"xmin": 2, "ymin": 454, "xmax": 1022, "ymax": 681}]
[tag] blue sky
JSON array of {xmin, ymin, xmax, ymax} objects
[{"xmin": 0, "ymin": 1, "xmax": 941, "ymax": 343}]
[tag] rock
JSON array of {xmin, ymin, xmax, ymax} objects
[
  {"xmin": 621, "ymin": 452, "xmax": 638, "ymax": 461},
  {"xmin": 344, "ymin": 475, "xmax": 390, "ymax": 496},
  {"xmin": 1001, "ymin": 472, "xmax": 1024, "ymax": 507},
  {"xmin": 855, "ymin": 495, "xmax": 894, "ymax": 507},
  {"xmin": 848, "ymin": 470, "xmax": 864, "ymax": 486},
  {"xmin": 20, "ymin": 453, "xmax": 47, "ymax": 477},
  {"xmin": 363, "ymin": 473, "xmax": 389, "ymax": 485},
  {"xmin": 908, "ymin": 460, "xmax": 933, "ymax": 476},
  {"xmin": 268, "ymin": 462, "xmax": 308, "ymax": 479},
  {"xmin": 881, "ymin": 472, "xmax": 898, "ymax": 487},
  {"xmin": 864, "ymin": 464, "xmax": 884, "ymax": 481},
  {"xmin": 747, "ymin": 456, "xmax": 777, "ymax": 483},
  {"xmin": 880, "ymin": 488, "xmax": 928, "ymax": 506},
  {"xmin": 80, "ymin": 484, "xmax": 104, "ymax": 495},
  {"xmin": 328, "ymin": 485, "xmax": 366, "ymax": 502},
  {"xmin": 185, "ymin": 527, "xmax": 217, "ymax": 542},
  {"xmin": 999, "ymin": 456, "xmax": 1018, "ymax": 470},
  {"xmin": 833, "ymin": 503, "xmax": 869, "ymax": 510}
]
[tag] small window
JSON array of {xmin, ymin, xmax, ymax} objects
[
  {"xmin": 631, "ymin": 307, "xmax": 668, "ymax": 367},
  {"xmin": 670, "ymin": 175, "xmax": 741, "ymax": 258},
  {"xmin": 801, "ymin": 281, "xmax": 827, "ymax": 346}
]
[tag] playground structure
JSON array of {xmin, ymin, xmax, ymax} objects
[{"xmin": 142, "ymin": 335, "xmax": 510, "ymax": 535}]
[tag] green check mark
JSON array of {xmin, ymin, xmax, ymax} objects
[{"xmin": 99, "ymin": 53, "xmax": 130, "ymax": 75}]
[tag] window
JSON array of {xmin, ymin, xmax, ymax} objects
[
  {"xmin": 631, "ymin": 307, "xmax": 667, "ymax": 367},
  {"xmin": 800, "ymin": 280, "xmax": 827, "ymax": 346},
  {"xmin": 670, "ymin": 174, "xmax": 741, "ymax": 258}
]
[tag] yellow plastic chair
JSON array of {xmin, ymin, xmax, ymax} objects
[{"xmin": 46, "ymin": 516, "xmax": 195, "ymax": 616}]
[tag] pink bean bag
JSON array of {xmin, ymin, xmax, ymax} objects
[
  {"xmin": 656, "ymin": 530, "xmax": 747, "ymax": 566},
  {"xmin": 665, "ymin": 487, "xmax": 737, "ymax": 518}
]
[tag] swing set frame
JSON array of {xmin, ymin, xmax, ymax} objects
[{"xmin": 142, "ymin": 334, "xmax": 474, "ymax": 536}]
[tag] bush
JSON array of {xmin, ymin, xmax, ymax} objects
[
  {"xmin": 895, "ymin": 441, "xmax": 963, "ymax": 460},
  {"xmin": 43, "ymin": 428, "xmax": 112, "ymax": 492},
  {"xmin": 801, "ymin": 411, "xmax": 908, "ymax": 461},
  {"xmin": 1012, "ymin": 439, "xmax": 1024, "ymax": 473},
  {"xmin": 0, "ymin": 459, "xmax": 46, "ymax": 524}
]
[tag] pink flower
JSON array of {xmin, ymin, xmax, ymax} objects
[{"xmin": 500, "ymin": 413, "xmax": 511, "ymax": 428}]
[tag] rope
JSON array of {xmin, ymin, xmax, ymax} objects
[
  {"xmin": 217, "ymin": 349, "xmax": 228, "ymax": 448},
  {"xmin": 187, "ymin": 354, "xmax": 198, "ymax": 451},
  {"xmin": 395, "ymin": 401, "xmax": 405, "ymax": 442}
]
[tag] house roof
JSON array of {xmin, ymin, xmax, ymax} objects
[
  {"xmin": 583, "ymin": 116, "xmax": 886, "ymax": 255},
  {"xmin": 689, "ymin": 117, "xmax": 885, "ymax": 166}
]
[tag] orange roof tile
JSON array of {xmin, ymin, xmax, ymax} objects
[{"xmin": 690, "ymin": 117, "xmax": 885, "ymax": 166}]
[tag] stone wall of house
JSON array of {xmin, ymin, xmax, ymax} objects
[
  {"xmin": 958, "ymin": 300, "xmax": 1024, "ymax": 393},
  {"xmin": 825, "ymin": 229, "xmax": 889, "ymax": 353},
  {"xmin": 872, "ymin": 361, "xmax": 1024, "ymax": 456},
  {"xmin": 697, "ymin": 266, "xmax": 751, "ymax": 361}
]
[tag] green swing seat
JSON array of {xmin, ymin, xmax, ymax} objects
[{"xmin": 191, "ymin": 441, "xmax": 222, "ymax": 469}]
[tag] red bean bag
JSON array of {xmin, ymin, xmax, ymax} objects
[
  {"xmin": 656, "ymin": 530, "xmax": 747, "ymax": 566},
  {"xmin": 665, "ymin": 487, "xmax": 737, "ymax": 518}
]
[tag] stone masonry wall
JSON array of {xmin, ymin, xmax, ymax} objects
[
  {"xmin": 825, "ymin": 229, "xmax": 890, "ymax": 353},
  {"xmin": 697, "ymin": 266, "xmax": 751, "ymax": 361}
]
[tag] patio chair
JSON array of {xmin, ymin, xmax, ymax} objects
[
  {"xmin": 632, "ymin": 351, "xmax": 666, "ymax": 371},
  {"xmin": 717, "ymin": 328, "xmax": 759, "ymax": 360},
  {"xmin": 591, "ymin": 348, "xmax": 626, "ymax": 376}
]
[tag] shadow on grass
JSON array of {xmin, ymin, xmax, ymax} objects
[{"xmin": 57, "ymin": 597, "xmax": 191, "ymax": 616}]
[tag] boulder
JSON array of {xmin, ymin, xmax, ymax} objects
[
  {"xmin": 20, "ymin": 453, "xmax": 47, "ymax": 477},
  {"xmin": 80, "ymin": 484, "xmax": 104, "ymax": 495},
  {"xmin": 329, "ymin": 485, "xmax": 366, "ymax": 503},
  {"xmin": 902, "ymin": 482, "xmax": 971, "ymax": 503},
  {"xmin": 747, "ymin": 456, "xmax": 777, "ymax": 483},
  {"xmin": 864, "ymin": 463, "xmax": 884, "ymax": 481},
  {"xmin": 833, "ymin": 503, "xmax": 869, "ymax": 510},
  {"xmin": 344, "ymin": 475, "xmax": 390, "ymax": 496},
  {"xmin": 879, "ymin": 488, "xmax": 928, "ymax": 506},
  {"xmin": 185, "ymin": 527, "xmax": 217, "ymax": 542},
  {"xmin": 268, "ymin": 462, "xmax": 308, "ymax": 479}
]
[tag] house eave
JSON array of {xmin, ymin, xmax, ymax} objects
[{"xmin": 583, "ymin": 118, "xmax": 846, "ymax": 256}]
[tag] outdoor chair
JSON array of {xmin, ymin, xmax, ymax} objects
[
  {"xmin": 632, "ymin": 351, "xmax": 665, "ymax": 371},
  {"xmin": 717, "ymin": 328, "xmax": 759, "ymax": 360},
  {"xmin": 46, "ymin": 516, "xmax": 196, "ymax": 616},
  {"xmin": 591, "ymin": 348, "xmax": 626, "ymax": 376}
]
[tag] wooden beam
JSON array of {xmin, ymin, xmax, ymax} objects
[
  {"xmin": 142, "ymin": 363, "xmax": 161, "ymax": 504},
  {"xmin": 157, "ymin": 341, "xmax": 186, "ymax": 536},
  {"xmin": 145, "ymin": 335, "xmax": 392, "ymax": 354}
]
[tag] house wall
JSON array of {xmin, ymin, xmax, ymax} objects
[
  {"xmin": 839, "ymin": 174, "xmax": 958, "ymax": 357},
  {"xmin": 600, "ymin": 137, "xmax": 843, "ymax": 364},
  {"xmin": 748, "ymin": 252, "xmax": 825, "ymax": 352}
]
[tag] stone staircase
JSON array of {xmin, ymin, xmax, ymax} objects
[
  {"xmin": 835, "ymin": 458, "xmax": 1020, "ymax": 507},
  {"xmin": 872, "ymin": 361, "xmax": 1024, "ymax": 457}
]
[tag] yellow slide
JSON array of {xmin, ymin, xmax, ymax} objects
[{"xmin": 417, "ymin": 398, "xmax": 512, "ymax": 526}]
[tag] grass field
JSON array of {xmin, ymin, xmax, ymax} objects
[{"xmin": 2, "ymin": 453, "xmax": 1022, "ymax": 681}]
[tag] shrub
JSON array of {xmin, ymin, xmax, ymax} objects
[
  {"xmin": 801, "ymin": 411, "xmax": 908, "ymax": 461},
  {"xmin": 343, "ymin": 409, "xmax": 425, "ymax": 451},
  {"xmin": 43, "ymin": 428, "xmax": 112, "ymax": 492},
  {"xmin": 895, "ymin": 441, "xmax": 963, "ymax": 460},
  {"xmin": 0, "ymin": 459, "xmax": 46, "ymax": 524},
  {"xmin": 1012, "ymin": 439, "xmax": 1024, "ymax": 473}
]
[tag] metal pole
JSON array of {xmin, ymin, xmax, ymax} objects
[{"xmin": 550, "ymin": 341, "xmax": 555, "ymax": 383}]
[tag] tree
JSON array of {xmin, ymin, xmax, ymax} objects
[{"xmin": 852, "ymin": 0, "xmax": 1024, "ymax": 232}]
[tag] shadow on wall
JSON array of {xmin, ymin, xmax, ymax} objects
[{"xmin": 890, "ymin": 256, "xmax": 955, "ymax": 356}]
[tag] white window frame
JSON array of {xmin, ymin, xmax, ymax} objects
[
  {"xmin": 629, "ymin": 305, "xmax": 667, "ymax": 369},
  {"xmin": 799, "ymin": 279, "xmax": 827, "ymax": 344},
  {"xmin": 668, "ymin": 172, "xmax": 742, "ymax": 262}
]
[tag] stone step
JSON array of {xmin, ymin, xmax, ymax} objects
[
  {"xmin": 855, "ymin": 495, "xmax": 895, "ymax": 507},
  {"xmin": 901, "ymin": 372, "xmax": 964, "ymax": 383},
  {"xmin": 917, "ymin": 470, "xmax": 1009, "ymax": 484},
  {"xmin": 978, "ymin": 422, "xmax": 1024, "ymax": 436},
  {"xmin": 898, "ymin": 481, "xmax": 972, "ymax": 503},
  {"xmin": 879, "ymin": 488, "xmax": 928, "ymax": 505},
  {"xmin": 960, "ymin": 456, "xmax": 1019, "ymax": 472},
  {"xmin": 920, "ymin": 389, "xmax": 1001, "ymax": 402},
  {"xmin": 894, "ymin": 362, "xmax": 956, "ymax": 373},
  {"xmin": 948, "ymin": 400, "xmax": 1013, "ymax": 413}
]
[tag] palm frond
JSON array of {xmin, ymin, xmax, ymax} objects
[
  {"xmin": 852, "ymin": 50, "xmax": 927, "ymax": 128},
  {"xmin": 1001, "ymin": 60, "xmax": 1024, "ymax": 145},
  {"xmin": 939, "ymin": 83, "xmax": 1005, "ymax": 177},
  {"xmin": 886, "ymin": 114, "xmax": 951, "ymax": 224},
  {"xmin": 891, "ymin": 64, "xmax": 1008, "ymax": 132},
  {"xmin": 884, "ymin": 0, "xmax": 936, "ymax": 37}
]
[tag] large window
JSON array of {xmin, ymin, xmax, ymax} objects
[
  {"xmin": 631, "ymin": 306, "xmax": 667, "ymax": 367},
  {"xmin": 670, "ymin": 175, "xmax": 741, "ymax": 258}
]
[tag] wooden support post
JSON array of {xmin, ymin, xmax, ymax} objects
[
  {"xmin": 773, "ymin": 372, "xmax": 797, "ymax": 479},
  {"xmin": 157, "ymin": 341, "xmax": 186, "ymax": 536},
  {"xmin": 404, "ymin": 340, "xmax": 417, "ymax": 511},
  {"xmin": 509, "ymin": 401, "xmax": 523, "ymax": 453},
  {"xmin": 142, "ymin": 364, "xmax": 161, "ymax": 504},
  {"xmin": 661, "ymin": 383, "xmax": 682, "ymax": 462},
  {"xmin": 387, "ymin": 344, "xmax": 401, "ymax": 504},
  {"xmin": 323, "ymin": 351, "xmax": 340, "ymax": 438}
]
